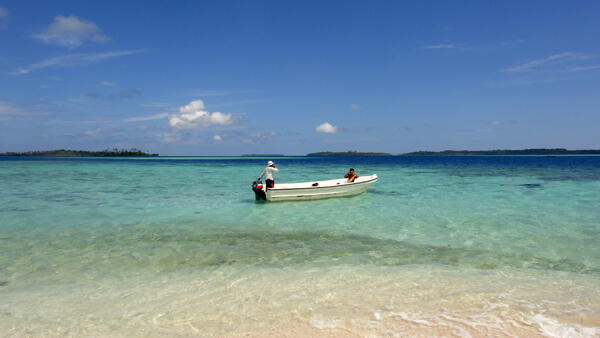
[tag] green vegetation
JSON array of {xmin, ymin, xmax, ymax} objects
[
  {"xmin": 306, "ymin": 148, "xmax": 600, "ymax": 156},
  {"xmin": 401, "ymin": 148, "xmax": 600, "ymax": 155},
  {"xmin": 241, "ymin": 154, "xmax": 285, "ymax": 157},
  {"xmin": 0, "ymin": 148, "xmax": 159, "ymax": 157},
  {"xmin": 307, "ymin": 150, "xmax": 392, "ymax": 156}
]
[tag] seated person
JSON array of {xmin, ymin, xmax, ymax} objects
[{"xmin": 344, "ymin": 168, "xmax": 359, "ymax": 183}]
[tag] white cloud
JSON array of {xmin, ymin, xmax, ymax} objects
[
  {"xmin": 160, "ymin": 132, "xmax": 180, "ymax": 143},
  {"xmin": 168, "ymin": 100, "xmax": 233, "ymax": 129},
  {"xmin": 424, "ymin": 44, "xmax": 457, "ymax": 49},
  {"xmin": 0, "ymin": 101, "xmax": 24, "ymax": 116},
  {"xmin": 34, "ymin": 15, "xmax": 108, "ymax": 49},
  {"xmin": 84, "ymin": 128, "xmax": 123, "ymax": 136},
  {"xmin": 123, "ymin": 113, "xmax": 168, "ymax": 122},
  {"xmin": 84, "ymin": 128, "xmax": 104, "ymax": 135},
  {"xmin": 12, "ymin": 50, "xmax": 141, "ymax": 75},
  {"xmin": 97, "ymin": 81, "xmax": 116, "ymax": 87},
  {"xmin": 349, "ymin": 104, "xmax": 361, "ymax": 110},
  {"xmin": 243, "ymin": 131, "xmax": 277, "ymax": 144},
  {"xmin": 492, "ymin": 120, "xmax": 501, "ymax": 125},
  {"xmin": 566, "ymin": 65, "xmax": 600, "ymax": 72},
  {"xmin": 316, "ymin": 122, "xmax": 338, "ymax": 134},
  {"xmin": 210, "ymin": 130, "xmax": 277, "ymax": 144},
  {"xmin": 0, "ymin": 101, "xmax": 50, "ymax": 120},
  {"xmin": 503, "ymin": 52, "xmax": 594, "ymax": 73},
  {"xmin": 0, "ymin": 8, "xmax": 8, "ymax": 29}
]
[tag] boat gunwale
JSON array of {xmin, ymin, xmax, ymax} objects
[{"xmin": 267, "ymin": 176, "xmax": 377, "ymax": 192}]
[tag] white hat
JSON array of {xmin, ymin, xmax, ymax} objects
[{"xmin": 267, "ymin": 161, "xmax": 274, "ymax": 166}]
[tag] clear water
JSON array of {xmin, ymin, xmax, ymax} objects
[{"xmin": 1, "ymin": 156, "xmax": 599, "ymax": 336}]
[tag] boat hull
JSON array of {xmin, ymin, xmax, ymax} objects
[{"xmin": 265, "ymin": 174, "xmax": 377, "ymax": 201}]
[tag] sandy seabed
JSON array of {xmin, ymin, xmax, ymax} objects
[{"xmin": 1, "ymin": 265, "xmax": 598, "ymax": 337}]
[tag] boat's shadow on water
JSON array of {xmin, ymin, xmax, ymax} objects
[{"xmin": 243, "ymin": 191, "xmax": 377, "ymax": 205}]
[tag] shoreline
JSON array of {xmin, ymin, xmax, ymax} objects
[{"xmin": 2, "ymin": 265, "xmax": 598, "ymax": 336}]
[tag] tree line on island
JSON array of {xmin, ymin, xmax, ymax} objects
[
  {"xmin": 2, "ymin": 148, "xmax": 599, "ymax": 157},
  {"xmin": 307, "ymin": 151, "xmax": 393, "ymax": 156},
  {"xmin": 0, "ymin": 148, "xmax": 158, "ymax": 157},
  {"xmin": 307, "ymin": 149, "xmax": 600, "ymax": 156}
]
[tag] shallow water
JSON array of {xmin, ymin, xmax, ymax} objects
[{"xmin": 1, "ymin": 156, "xmax": 599, "ymax": 336}]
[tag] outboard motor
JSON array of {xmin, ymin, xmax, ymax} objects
[{"xmin": 252, "ymin": 180, "xmax": 267, "ymax": 201}]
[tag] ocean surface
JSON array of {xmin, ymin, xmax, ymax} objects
[{"xmin": 1, "ymin": 155, "xmax": 599, "ymax": 336}]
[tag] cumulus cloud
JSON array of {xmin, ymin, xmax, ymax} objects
[
  {"xmin": 168, "ymin": 100, "xmax": 233, "ymax": 129},
  {"xmin": 316, "ymin": 122, "xmax": 337, "ymax": 134},
  {"xmin": 34, "ymin": 15, "xmax": 108, "ymax": 49},
  {"xmin": 213, "ymin": 135, "xmax": 222, "ymax": 141}
]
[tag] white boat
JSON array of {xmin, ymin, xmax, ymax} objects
[{"xmin": 252, "ymin": 174, "xmax": 377, "ymax": 201}]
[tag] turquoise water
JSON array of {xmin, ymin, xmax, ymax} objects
[{"xmin": 1, "ymin": 156, "xmax": 599, "ymax": 336}]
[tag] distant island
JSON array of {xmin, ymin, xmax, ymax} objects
[
  {"xmin": 304, "ymin": 148, "xmax": 600, "ymax": 156},
  {"xmin": 307, "ymin": 151, "xmax": 392, "ymax": 156},
  {"xmin": 0, "ymin": 148, "xmax": 159, "ymax": 157},
  {"xmin": 401, "ymin": 148, "xmax": 600, "ymax": 156},
  {"xmin": 241, "ymin": 154, "xmax": 285, "ymax": 157}
]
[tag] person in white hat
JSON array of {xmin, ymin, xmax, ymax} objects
[{"xmin": 258, "ymin": 160, "xmax": 278, "ymax": 189}]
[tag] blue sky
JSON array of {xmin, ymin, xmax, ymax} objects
[{"xmin": 1, "ymin": 1, "xmax": 599, "ymax": 155}]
